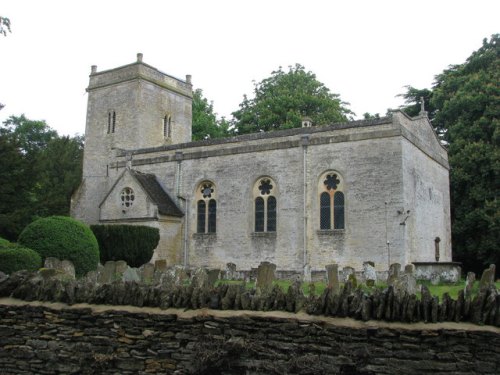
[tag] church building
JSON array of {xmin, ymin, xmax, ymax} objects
[{"xmin": 71, "ymin": 54, "xmax": 454, "ymax": 279}]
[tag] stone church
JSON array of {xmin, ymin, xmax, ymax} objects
[{"xmin": 71, "ymin": 53, "xmax": 454, "ymax": 279}]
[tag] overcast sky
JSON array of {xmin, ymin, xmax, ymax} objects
[{"xmin": 1, "ymin": 0, "xmax": 498, "ymax": 136}]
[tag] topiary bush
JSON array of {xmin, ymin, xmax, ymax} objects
[
  {"xmin": 91, "ymin": 225, "xmax": 159, "ymax": 267},
  {"xmin": 18, "ymin": 216, "xmax": 99, "ymax": 277},
  {"xmin": 0, "ymin": 237, "xmax": 11, "ymax": 248},
  {"xmin": 0, "ymin": 245, "xmax": 42, "ymax": 274}
]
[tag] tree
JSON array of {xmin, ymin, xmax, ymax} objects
[
  {"xmin": 0, "ymin": 115, "xmax": 83, "ymax": 240},
  {"xmin": 232, "ymin": 64, "xmax": 353, "ymax": 134},
  {"xmin": 192, "ymin": 89, "xmax": 231, "ymax": 140},
  {"xmin": 0, "ymin": 16, "xmax": 11, "ymax": 37},
  {"xmin": 34, "ymin": 135, "xmax": 83, "ymax": 217},
  {"xmin": 433, "ymin": 35, "xmax": 499, "ymax": 275},
  {"xmin": 399, "ymin": 35, "xmax": 499, "ymax": 275}
]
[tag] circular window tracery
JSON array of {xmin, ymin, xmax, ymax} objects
[{"xmin": 120, "ymin": 187, "xmax": 135, "ymax": 208}]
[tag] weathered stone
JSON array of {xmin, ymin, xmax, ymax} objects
[
  {"xmin": 122, "ymin": 267, "xmax": 140, "ymax": 283},
  {"xmin": 479, "ymin": 264, "xmax": 495, "ymax": 291},
  {"xmin": 206, "ymin": 269, "xmax": 220, "ymax": 287},
  {"xmin": 44, "ymin": 257, "xmax": 61, "ymax": 270},
  {"xmin": 404, "ymin": 264, "xmax": 415, "ymax": 275},
  {"xmin": 226, "ymin": 263, "xmax": 237, "ymax": 280},
  {"xmin": 342, "ymin": 267, "xmax": 355, "ymax": 282},
  {"xmin": 115, "ymin": 260, "xmax": 128, "ymax": 274},
  {"xmin": 256, "ymin": 262, "xmax": 276, "ymax": 291},
  {"xmin": 325, "ymin": 264, "xmax": 340, "ymax": 294},
  {"xmin": 140, "ymin": 263, "xmax": 155, "ymax": 284},
  {"xmin": 362, "ymin": 262, "xmax": 377, "ymax": 287},
  {"xmin": 154, "ymin": 259, "xmax": 167, "ymax": 272},
  {"xmin": 191, "ymin": 268, "xmax": 209, "ymax": 289},
  {"xmin": 464, "ymin": 271, "xmax": 475, "ymax": 298},
  {"xmin": 387, "ymin": 263, "xmax": 401, "ymax": 286},
  {"xmin": 99, "ymin": 261, "xmax": 116, "ymax": 284},
  {"xmin": 393, "ymin": 269, "xmax": 417, "ymax": 297}
]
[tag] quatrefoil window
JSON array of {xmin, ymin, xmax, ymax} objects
[
  {"xmin": 258, "ymin": 179, "xmax": 273, "ymax": 195},
  {"xmin": 201, "ymin": 183, "xmax": 214, "ymax": 198},
  {"xmin": 324, "ymin": 174, "xmax": 340, "ymax": 191}
]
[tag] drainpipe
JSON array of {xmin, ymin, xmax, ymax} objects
[
  {"xmin": 301, "ymin": 135, "xmax": 310, "ymax": 277},
  {"xmin": 175, "ymin": 151, "xmax": 183, "ymax": 198},
  {"xmin": 178, "ymin": 196, "xmax": 189, "ymax": 268}
]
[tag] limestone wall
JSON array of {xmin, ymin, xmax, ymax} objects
[{"xmin": 0, "ymin": 300, "xmax": 498, "ymax": 374}]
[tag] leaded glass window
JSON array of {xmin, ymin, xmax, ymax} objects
[
  {"xmin": 255, "ymin": 197, "xmax": 265, "ymax": 232},
  {"xmin": 253, "ymin": 177, "xmax": 277, "ymax": 233},
  {"xmin": 120, "ymin": 187, "xmax": 135, "ymax": 209},
  {"xmin": 196, "ymin": 181, "xmax": 216, "ymax": 234},
  {"xmin": 318, "ymin": 172, "xmax": 345, "ymax": 230},
  {"xmin": 334, "ymin": 191, "xmax": 345, "ymax": 229}
]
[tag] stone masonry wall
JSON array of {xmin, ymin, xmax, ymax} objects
[{"xmin": 0, "ymin": 299, "xmax": 499, "ymax": 375}]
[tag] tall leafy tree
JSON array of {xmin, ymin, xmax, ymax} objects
[
  {"xmin": 232, "ymin": 64, "xmax": 353, "ymax": 134},
  {"xmin": 399, "ymin": 35, "xmax": 499, "ymax": 275},
  {"xmin": 0, "ymin": 115, "xmax": 83, "ymax": 240},
  {"xmin": 192, "ymin": 89, "xmax": 231, "ymax": 140}
]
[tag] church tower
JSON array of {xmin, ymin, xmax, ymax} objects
[{"xmin": 72, "ymin": 53, "xmax": 193, "ymax": 224}]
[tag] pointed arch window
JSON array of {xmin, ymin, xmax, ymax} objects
[
  {"xmin": 253, "ymin": 177, "xmax": 277, "ymax": 232},
  {"xmin": 319, "ymin": 172, "xmax": 345, "ymax": 230},
  {"xmin": 196, "ymin": 181, "xmax": 216, "ymax": 233}
]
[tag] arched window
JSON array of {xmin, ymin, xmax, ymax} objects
[
  {"xmin": 107, "ymin": 111, "xmax": 116, "ymax": 134},
  {"xmin": 318, "ymin": 172, "xmax": 345, "ymax": 230},
  {"xmin": 196, "ymin": 181, "xmax": 216, "ymax": 233},
  {"xmin": 163, "ymin": 115, "xmax": 172, "ymax": 138},
  {"xmin": 253, "ymin": 177, "xmax": 277, "ymax": 232}
]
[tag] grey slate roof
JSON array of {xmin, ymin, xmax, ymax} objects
[{"xmin": 130, "ymin": 170, "xmax": 184, "ymax": 217}]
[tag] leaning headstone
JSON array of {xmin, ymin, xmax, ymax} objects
[
  {"xmin": 404, "ymin": 264, "xmax": 415, "ymax": 275},
  {"xmin": 226, "ymin": 263, "xmax": 237, "ymax": 280},
  {"xmin": 363, "ymin": 262, "xmax": 377, "ymax": 287},
  {"xmin": 99, "ymin": 261, "xmax": 116, "ymax": 284},
  {"xmin": 342, "ymin": 266, "xmax": 355, "ymax": 282},
  {"xmin": 256, "ymin": 262, "xmax": 276, "ymax": 290},
  {"xmin": 479, "ymin": 264, "xmax": 495, "ymax": 292},
  {"xmin": 191, "ymin": 268, "xmax": 209, "ymax": 289},
  {"xmin": 154, "ymin": 259, "xmax": 167, "ymax": 272},
  {"xmin": 394, "ymin": 272, "xmax": 417, "ymax": 296},
  {"xmin": 140, "ymin": 263, "xmax": 155, "ymax": 284},
  {"xmin": 325, "ymin": 264, "xmax": 340, "ymax": 294},
  {"xmin": 59, "ymin": 260, "xmax": 75, "ymax": 278},
  {"xmin": 464, "ymin": 271, "xmax": 476, "ymax": 298},
  {"xmin": 123, "ymin": 267, "xmax": 140, "ymax": 283},
  {"xmin": 44, "ymin": 257, "xmax": 61, "ymax": 270},
  {"xmin": 207, "ymin": 269, "xmax": 220, "ymax": 287},
  {"xmin": 387, "ymin": 263, "xmax": 401, "ymax": 286},
  {"xmin": 115, "ymin": 260, "xmax": 128, "ymax": 275}
]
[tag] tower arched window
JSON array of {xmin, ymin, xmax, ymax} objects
[
  {"xmin": 319, "ymin": 171, "xmax": 345, "ymax": 230},
  {"xmin": 253, "ymin": 177, "xmax": 277, "ymax": 232},
  {"xmin": 107, "ymin": 110, "xmax": 116, "ymax": 134},
  {"xmin": 163, "ymin": 115, "xmax": 172, "ymax": 138},
  {"xmin": 196, "ymin": 181, "xmax": 216, "ymax": 233}
]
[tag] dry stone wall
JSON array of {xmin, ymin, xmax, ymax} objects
[{"xmin": 0, "ymin": 300, "xmax": 499, "ymax": 374}]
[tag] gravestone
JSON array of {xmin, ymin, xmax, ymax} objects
[
  {"xmin": 256, "ymin": 262, "xmax": 276, "ymax": 290},
  {"xmin": 154, "ymin": 260, "xmax": 167, "ymax": 272},
  {"xmin": 99, "ymin": 261, "xmax": 117, "ymax": 284},
  {"xmin": 394, "ymin": 266, "xmax": 417, "ymax": 296},
  {"xmin": 140, "ymin": 263, "xmax": 155, "ymax": 284},
  {"xmin": 123, "ymin": 267, "xmax": 140, "ymax": 283},
  {"xmin": 191, "ymin": 268, "xmax": 209, "ymax": 289},
  {"xmin": 207, "ymin": 269, "xmax": 220, "ymax": 287},
  {"xmin": 464, "ymin": 272, "xmax": 476, "ymax": 298},
  {"xmin": 226, "ymin": 263, "xmax": 237, "ymax": 280},
  {"xmin": 325, "ymin": 264, "xmax": 340, "ymax": 293},
  {"xmin": 44, "ymin": 257, "xmax": 61, "ymax": 269},
  {"xmin": 479, "ymin": 264, "xmax": 495, "ymax": 291},
  {"xmin": 115, "ymin": 260, "xmax": 128, "ymax": 275},
  {"xmin": 387, "ymin": 263, "xmax": 401, "ymax": 286},
  {"xmin": 404, "ymin": 264, "xmax": 415, "ymax": 275},
  {"xmin": 342, "ymin": 266, "xmax": 355, "ymax": 282},
  {"xmin": 363, "ymin": 262, "xmax": 377, "ymax": 287}
]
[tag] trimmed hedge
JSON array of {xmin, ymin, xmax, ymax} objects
[
  {"xmin": 91, "ymin": 225, "xmax": 159, "ymax": 267},
  {"xmin": 0, "ymin": 237, "xmax": 11, "ymax": 248},
  {"xmin": 0, "ymin": 246, "xmax": 42, "ymax": 274},
  {"xmin": 18, "ymin": 216, "xmax": 99, "ymax": 277}
]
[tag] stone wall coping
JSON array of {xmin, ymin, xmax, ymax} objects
[
  {"xmin": 2, "ymin": 297, "xmax": 498, "ymax": 334},
  {"xmin": 413, "ymin": 262, "xmax": 462, "ymax": 266}
]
